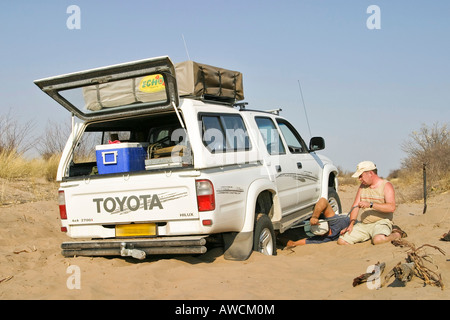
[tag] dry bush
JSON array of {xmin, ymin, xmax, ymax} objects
[
  {"xmin": 401, "ymin": 122, "xmax": 449, "ymax": 181},
  {"xmin": 0, "ymin": 110, "xmax": 34, "ymax": 155},
  {"xmin": 0, "ymin": 114, "xmax": 72, "ymax": 182},
  {"xmin": 37, "ymin": 120, "xmax": 70, "ymax": 159},
  {"xmin": 0, "ymin": 110, "xmax": 36, "ymax": 180},
  {"xmin": 393, "ymin": 122, "xmax": 450, "ymax": 202}
]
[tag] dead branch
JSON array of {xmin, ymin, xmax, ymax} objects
[
  {"xmin": 0, "ymin": 276, "xmax": 13, "ymax": 284},
  {"xmin": 389, "ymin": 239, "xmax": 445, "ymax": 289}
]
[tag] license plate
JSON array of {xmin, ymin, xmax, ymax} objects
[{"xmin": 115, "ymin": 223, "xmax": 156, "ymax": 237}]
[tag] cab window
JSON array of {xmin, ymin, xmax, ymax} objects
[
  {"xmin": 201, "ymin": 114, "xmax": 251, "ymax": 153},
  {"xmin": 255, "ymin": 117, "xmax": 285, "ymax": 155},
  {"xmin": 276, "ymin": 119, "xmax": 307, "ymax": 153}
]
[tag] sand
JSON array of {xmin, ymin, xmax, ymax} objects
[{"xmin": 0, "ymin": 179, "xmax": 449, "ymax": 300}]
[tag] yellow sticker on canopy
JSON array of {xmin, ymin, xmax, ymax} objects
[{"xmin": 139, "ymin": 74, "xmax": 165, "ymax": 93}]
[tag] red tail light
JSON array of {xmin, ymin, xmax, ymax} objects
[
  {"xmin": 196, "ymin": 179, "xmax": 215, "ymax": 211},
  {"xmin": 58, "ymin": 190, "xmax": 67, "ymax": 220}
]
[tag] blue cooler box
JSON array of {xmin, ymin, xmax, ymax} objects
[{"xmin": 96, "ymin": 143, "xmax": 146, "ymax": 174}]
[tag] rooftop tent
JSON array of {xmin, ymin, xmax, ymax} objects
[{"xmin": 175, "ymin": 60, "xmax": 244, "ymax": 103}]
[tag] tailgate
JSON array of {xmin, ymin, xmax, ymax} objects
[
  {"xmin": 61, "ymin": 172, "xmax": 198, "ymax": 227},
  {"xmin": 34, "ymin": 56, "xmax": 179, "ymax": 121}
]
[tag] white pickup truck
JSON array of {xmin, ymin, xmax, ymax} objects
[{"xmin": 35, "ymin": 56, "xmax": 341, "ymax": 260}]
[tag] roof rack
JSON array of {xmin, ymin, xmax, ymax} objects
[
  {"xmin": 181, "ymin": 95, "xmax": 237, "ymax": 106},
  {"xmin": 265, "ymin": 108, "xmax": 282, "ymax": 115},
  {"xmin": 233, "ymin": 102, "xmax": 248, "ymax": 110}
]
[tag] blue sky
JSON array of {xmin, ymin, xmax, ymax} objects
[{"xmin": 1, "ymin": 0, "xmax": 449, "ymax": 177}]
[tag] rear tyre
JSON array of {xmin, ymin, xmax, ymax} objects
[{"xmin": 253, "ymin": 214, "xmax": 277, "ymax": 256}]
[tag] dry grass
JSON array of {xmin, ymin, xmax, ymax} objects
[
  {"xmin": 337, "ymin": 166, "xmax": 360, "ymax": 186},
  {"xmin": 392, "ymin": 171, "xmax": 450, "ymax": 204},
  {"xmin": 0, "ymin": 150, "xmax": 60, "ymax": 181},
  {"xmin": 0, "ymin": 151, "xmax": 32, "ymax": 180},
  {"xmin": 0, "ymin": 151, "xmax": 60, "ymax": 205}
]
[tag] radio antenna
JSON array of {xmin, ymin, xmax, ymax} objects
[
  {"xmin": 182, "ymin": 34, "xmax": 191, "ymax": 61},
  {"xmin": 297, "ymin": 80, "xmax": 312, "ymax": 138}
]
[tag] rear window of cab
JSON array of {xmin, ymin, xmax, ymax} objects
[{"xmin": 200, "ymin": 114, "xmax": 251, "ymax": 153}]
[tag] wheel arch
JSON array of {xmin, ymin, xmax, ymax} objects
[
  {"xmin": 320, "ymin": 164, "xmax": 339, "ymax": 199},
  {"xmin": 241, "ymin": 179, "xmax": 278, "ymax": 233}
]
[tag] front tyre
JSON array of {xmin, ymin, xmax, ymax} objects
[
  {"xmin": 328, "ymin": 187, "xmax": 342, "ymax": 214},
  {"xmin": 253, "ymin": 214, "xmax": 277, "ymax": 256}
]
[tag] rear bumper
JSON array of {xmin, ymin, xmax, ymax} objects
[{"xmin": 61, "ymin": 235, "xmax": 207, "ymax": 259}]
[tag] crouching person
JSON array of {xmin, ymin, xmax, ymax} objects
[{"xmin": 337, "ymin": 161, "xmax": 407, "ymax": 246}]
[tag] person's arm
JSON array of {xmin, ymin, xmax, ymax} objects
[{"xmin": 341, "ymin": 187, "xmax": 362, "ymax": 235}]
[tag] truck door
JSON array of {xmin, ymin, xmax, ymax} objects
[
  {"xmin": 254, "ymin": 117, "xmax": 300, "ymax": 214},
  {"xmin": 276, "ymin": 119, "xmax": 322, "ymax": 207}
]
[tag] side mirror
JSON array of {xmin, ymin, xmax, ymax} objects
[{"xmin": 309, "ymin": 137, "xmax": 325, "ymax": 151}]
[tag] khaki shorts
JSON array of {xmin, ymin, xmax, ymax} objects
[{"xmin": 339, "ymin": 219, "xmax": 393, "ymax": 244}]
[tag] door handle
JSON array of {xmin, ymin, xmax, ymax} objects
[
  {"xmin": 297, "ymin": 162, "xmax": 302, "ymax": 169},
  {"xmin": 275, "ymin": 165, "xmax": 282, "ymax": 173}
]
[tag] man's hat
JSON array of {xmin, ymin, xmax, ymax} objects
[{"xmin": 352, "ymin": 161, "xmax": 377, "ymax": 178}]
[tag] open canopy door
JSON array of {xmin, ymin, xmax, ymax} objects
[{"xmin": 34, "ymin": 56, "xmax": 179, "ymax": 121}]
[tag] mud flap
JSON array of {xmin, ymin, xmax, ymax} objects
[{"xmin": 223, "ymin": 231, "xmax": 253, "ymax": 261}]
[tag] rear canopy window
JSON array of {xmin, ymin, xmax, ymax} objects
[
  {"xmin": 201, "ymin": 114, "xmax": 251, "ymax": 153},
  {"xmin": 58, "ymin": 74, "xmax": 169, "ymax": 118},
  {"xmin": 34, "ymin": 56, "xmax": 178, "ymax": 121}
]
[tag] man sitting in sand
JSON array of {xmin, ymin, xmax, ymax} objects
[
  {"xmin": 337, "ymin": 161, "xmax": 407, "ymax": 246},
  {"xmin": 286, "ymin": 197, "xmax": 350, "ymax": 247}
]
